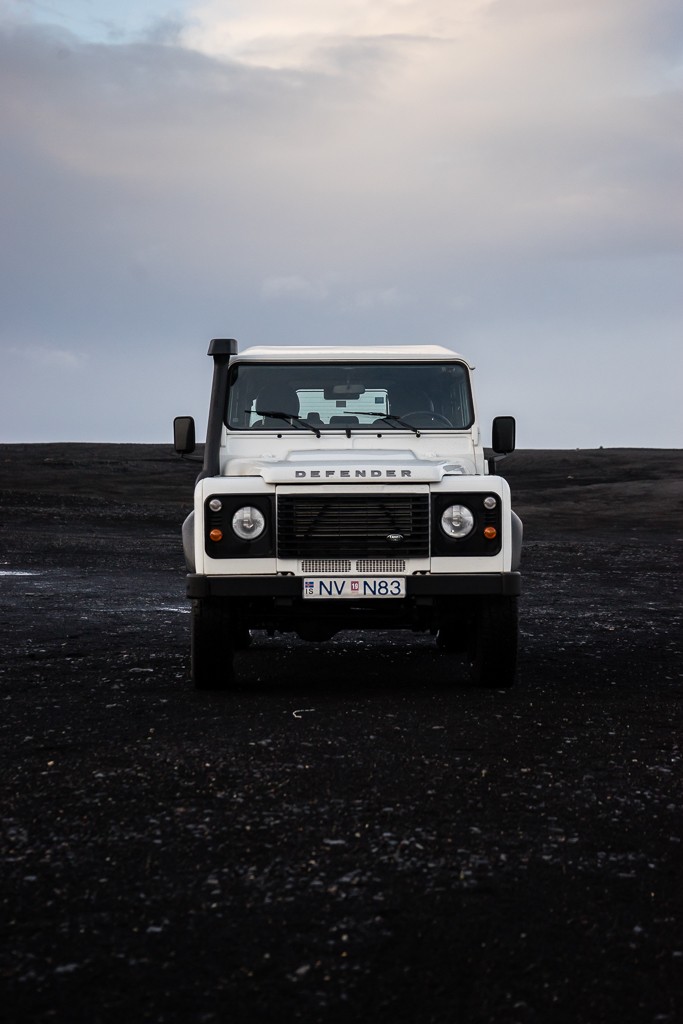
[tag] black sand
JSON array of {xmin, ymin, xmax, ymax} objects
[{"xmin": 1, "ymin": 445, "xmax": 682, "ymax": 1023}]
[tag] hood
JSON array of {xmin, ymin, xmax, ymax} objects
[{"xmin": 223, "ymin": 449, "xmax": 474, "ymax": 483}]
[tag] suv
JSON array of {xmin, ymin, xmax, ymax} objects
[{"xmin": 174, "ymin": 339, "xmax": 522, "ymax": 689}]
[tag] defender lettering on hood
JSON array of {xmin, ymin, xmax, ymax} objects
[{"xmin": 294, "ymin": 468, "xmax": 413, "ymax": 479}]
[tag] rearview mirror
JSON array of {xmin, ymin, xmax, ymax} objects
[
  {"xmin": 174, "ymin": 415, "xmax": 196, "ymax": 454},
  {"xmin": 492, "ymin": 416, "xmax": 516, "ymax": 454},
  {"xmin": 323, "ymin": 384, "xmax": 366, "ymax": 400}
]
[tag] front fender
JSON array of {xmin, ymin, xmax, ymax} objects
[
  {"xmin": 511, "ymin": 510, "xmax": 523, "ymax": 571},
  {"xmin": 182, "ymin": 511, "xmax": 195, "ymax": 572}
]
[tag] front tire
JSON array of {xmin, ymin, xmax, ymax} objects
[
  {"xmin": 191, "ymin": 599, "xmax": 237, "ymax": 690},
  {"xmin": 467, "ymin": 596, "xmax": 518, "ymax": 688}
]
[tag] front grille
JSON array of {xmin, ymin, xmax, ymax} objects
[
  {"xmin": 278, "ymin": 495, "xmax": 429, "ymax": 558},
  {"xmin": 300, "ymin": 558, "xmax": 407, "ymax": 574},
  {"xmin": 301, "ymin": 559, "xmax": 353, "ymax": 574},
  {"xmin": 355, "ymin": 559, "xmax": 406, "ymax": 574}
]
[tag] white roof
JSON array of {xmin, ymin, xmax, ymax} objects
[{"xmin": 235, "ymin": 344, "xmax": 471, "ymax": 365}]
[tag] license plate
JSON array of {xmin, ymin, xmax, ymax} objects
[{"xmin": 303, "ymin": 576, "xmax": 406, "ymax": 599}]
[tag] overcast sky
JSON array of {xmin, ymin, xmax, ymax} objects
[{"xmin": 1, "ymin": 0, "xmax": 681, "ymax": 447}]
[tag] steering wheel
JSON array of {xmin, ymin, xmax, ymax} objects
[{"xmin": 400, "ymin": 411, "xmax": 453, "ymax": 427}]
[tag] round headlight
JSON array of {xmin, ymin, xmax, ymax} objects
[
  {"xmin": 232, "ymin": 506, "xmax": 266, "ymax": 541},
  {"xmin": 441, "ymin": 504, "xmax": 474, "ymax": 539}
]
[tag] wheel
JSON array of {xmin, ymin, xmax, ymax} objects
[
  {"xmin": 191, "ymin": 598, "xmax": 238, "ymax": 690},
  {"xmin": 467, "ymin": 597, "xmax": 518, "ymax": 688},
  {"xmin": 401, "ymin": 411, "xmax": 453, "ymax": 427}
]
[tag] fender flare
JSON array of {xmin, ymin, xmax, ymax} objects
[
  {"xmin": 511, "ymin": 510, "xmax": 523, "ymax": 571},
  {"xmin": 182, "ymin": 511, "xmax": 195, "ymax": 572}
]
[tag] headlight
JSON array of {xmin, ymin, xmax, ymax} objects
[
  {"xmin": 232, "ymin": 506, "xmax": 266, "ymax": 541},
  {"xmin": 440, "ymin": 504, "xmax": 474, "ymax": 539}
]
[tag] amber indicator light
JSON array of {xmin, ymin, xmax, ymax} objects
[
  {"xmin": 209, "ymin": 528, "xmax": 223, "ymax": 542},
  {"xmin": 483, "ymin": 526, "xmax": 497, "ymax": 540}
]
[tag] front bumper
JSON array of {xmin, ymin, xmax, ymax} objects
[{"xmin": 186, "ymin": 572, "xmax": 521, "ymax": 599}]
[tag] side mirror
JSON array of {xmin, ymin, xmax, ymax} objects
[
  {"xmin": 174, "ymin": 415, "xmax": 196, "ymax": 455},
  {"xmin": 492, "ymin": 415, "xmax": 516, "ymax": 454}
]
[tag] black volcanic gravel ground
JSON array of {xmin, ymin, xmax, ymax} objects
[{"xmin": 0, "ymin": 445, "xmax": 682, "ymax": 1023}]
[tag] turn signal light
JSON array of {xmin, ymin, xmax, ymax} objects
[
  {"xmin": 483, "ymin": 526, "xmax": 497, "ymax": 540},
  {"xmin": 209, "ymin": 528, "xmax": 223, "ymax": 542}
]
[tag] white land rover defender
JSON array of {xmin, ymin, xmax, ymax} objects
[{"xmin": 174, "ymin": 339, "xmax": 522, "ymax": 689}]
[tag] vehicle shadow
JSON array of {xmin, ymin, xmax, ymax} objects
[{"xmin": 229, "ymin": 631, "xmax": 476, "ymax": 697}]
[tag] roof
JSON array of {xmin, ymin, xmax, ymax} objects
[{"xmin": 233, "ymin": 344, "xmax": 471, "ymax": 365}]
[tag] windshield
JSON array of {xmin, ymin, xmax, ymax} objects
[{"xmin": 226, "ymin": 362, "xmax": 474, "ymax": 432}]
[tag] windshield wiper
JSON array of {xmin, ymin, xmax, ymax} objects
[
  {"xmin": 349, "ymin": 411, "xmax": 421, "ymax": 436},
  {"xmin": 251, "ymin": 409, "xmax": 321, "ymax": 438}
]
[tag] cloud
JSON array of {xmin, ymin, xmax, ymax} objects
[
  {"xmin": 181, "ymin": 0, "xmax": 488, "ymax": 68},
  {"xmin": 348, "ymin": 286, "xmax": 408, "ymax": 310},
  {"xmin": 0, "ymin": 1, "xmax": 681, "ymax": 444},
  {"xmin": 8, "ymin": 344, "xmax": 88, "ymax": 370},
  {"xmin": 261, "ymin": 275, "xmax": 331, "ymax": 301}
]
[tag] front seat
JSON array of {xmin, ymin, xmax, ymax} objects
[{"xmin": 252, "ymin": 384, "xmax": 300, "ymax": 428}]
